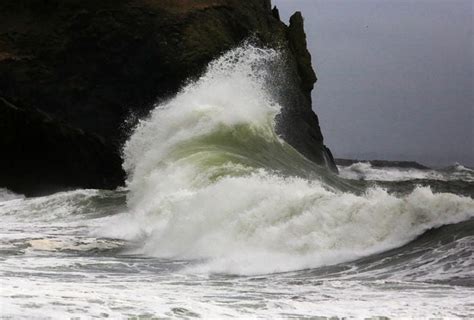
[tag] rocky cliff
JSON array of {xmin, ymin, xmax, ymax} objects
[
  {"xmin": 0, "ymin": 97, "xmax": 124, "ymax": 196},
  {"xmin": 0, "ymin": 0, "xmax": 336, "ymax": 196}
]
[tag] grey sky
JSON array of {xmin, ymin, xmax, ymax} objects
[{"xmin": 273, "ymin": 0, "xmax": 473, "ymax": 167}]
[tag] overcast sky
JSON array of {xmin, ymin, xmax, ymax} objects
[{"xmin": 273, "ymin": 0, "xmax": 473, "ymax": 167}]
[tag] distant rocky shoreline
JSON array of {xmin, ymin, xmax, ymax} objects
[{"xmin": 335, "ymin": 158, "xmax": 430, "ymax": 170}]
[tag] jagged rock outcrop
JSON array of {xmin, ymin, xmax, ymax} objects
[{"xmin": 0, "ymin": 0, "xmax": 336, "ymax": 195}]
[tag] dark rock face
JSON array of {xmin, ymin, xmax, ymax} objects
[
  {"xmin": 0, "ymin": 0, "xmax": 336, "ymax": 195},
  {"xmin": 0, "ymin": 97, "xmax": 124, "ymax": 196}
]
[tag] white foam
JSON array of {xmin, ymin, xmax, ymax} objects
[
  {"xmin": 2, "ymin": 268, "xmax": 473, "ymax": 319},
  {"xmin": 0, "ymin": 189, "xmax": 102, "ymax": 222},
  {"xmin": 0, "ymin": 188, "xmax": 24, "ymax": 202},
  {"xmin": 338, "ymin": 161, "xmax": 474, "ymax": 182},
  {"xmin": 338, "ymin": 162, "xmax": 439, "ymax": 181},
  {"xmin": 105, "ymin": 168, "xmax": 474, "ymax": 275}
]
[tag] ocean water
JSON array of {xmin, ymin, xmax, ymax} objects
[{"xmin": 1, "ymin": 45, "xmax": 473, "ymax": 319}]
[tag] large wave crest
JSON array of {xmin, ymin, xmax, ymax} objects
[{"xmin": 103, "ymin": 44, "xmax": 474, "ymax": 275}]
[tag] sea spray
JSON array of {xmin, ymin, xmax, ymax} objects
[{"xmin": 108, "ymin": 44, "xmax": 474, "ymax": 275}]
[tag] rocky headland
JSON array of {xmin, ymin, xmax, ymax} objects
[{"xmin": 0, "ymin": 0, "xmax": 336, "ymax": 196}]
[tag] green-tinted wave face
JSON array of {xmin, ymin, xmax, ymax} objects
[
  {"xmin": 164, "ymin": 118, "xmax": 357, "ymax": 193},
  {"xmin": 169, "ymin": 121, "xmax": 312, "ymax": 180}
]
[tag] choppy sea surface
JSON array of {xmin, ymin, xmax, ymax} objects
[{"xmin": 1, "ymin": 45, "xmax": 473, "ymax": 319}]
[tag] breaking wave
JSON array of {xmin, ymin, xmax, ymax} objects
[{"xmin": 101, "ymin": 44, "xmax": 474, "ymax": 275}]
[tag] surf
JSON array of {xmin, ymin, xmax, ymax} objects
[{"xmin": 88, "ymin": 43, "xmax": 474, "ymax": 275}]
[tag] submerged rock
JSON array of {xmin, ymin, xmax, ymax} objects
[{"xmin": 0, "ymin": 0, "xmax": 336, "ymax": 194}]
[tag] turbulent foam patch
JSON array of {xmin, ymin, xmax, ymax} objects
[
  {"xmin": 110, "ymin": 44, "xmax": 474, "ymax": 275},
  {"xmin": 0, "ymin": 188, "xmax": 24, "ymax": 202},
  {"xmin": 338, "ymin": 161, "xmax": 474, "ymax": 182},
  {"xmin": 108, "ymin": 172, "xmax": 474, "ymax": 274}
]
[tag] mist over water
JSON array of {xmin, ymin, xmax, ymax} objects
[{"xmin": 1, "ymin": 45, "xmax": 474, "ymax": 318}]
